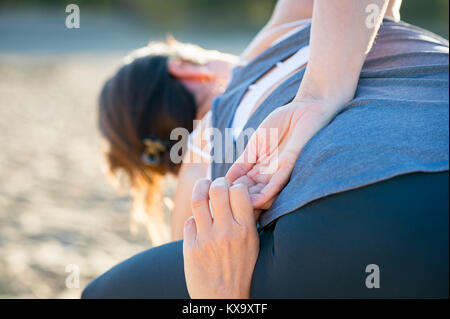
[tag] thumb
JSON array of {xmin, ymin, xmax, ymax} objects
[
  {"xmin": 183, "ymin": 216, "xmax": 197, "ymax": 250},
  {"xmin": 229, "ymin": 184, "xmax": 255, "ymax": 226}
]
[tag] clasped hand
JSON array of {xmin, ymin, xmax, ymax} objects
[{"xmin": 183, "ymin": 98, "xmax": 338, "ymax": 299}]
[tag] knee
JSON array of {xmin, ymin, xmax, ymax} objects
[
  {"xmin": 81, "ymin": 276, "xmax": 108, "ymax": 299},
  {"xmin": 81, "ymin": 282, "xmax": 94, "ymax": 299},
  {"xmin": 81, "ymin": 266, "xmax": 131, "ymax": 299}
]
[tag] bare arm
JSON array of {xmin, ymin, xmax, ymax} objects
[
  {"xmin": 171, "ymin": 159, "xmax": 207, "ymax": 241},
  {"xmin": 241, "ymin": 0, "xmax": 399, "ymax": 67},
  {"xmin": 227, "ymin": 0, "xmax": 392, "ymax": 209},
  {"xmin": 240, "ymin": 0, "xmax": 314, "ymax": 62},
  {"xmin": 297, "ymin": 0, "xmax": 390, "ymax": 108}
]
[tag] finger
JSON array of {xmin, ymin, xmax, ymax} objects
[
  {"xmin": 234, "ymin": 178, "xmax": 263, "ymax": 222},
  {"xmin": 248, "ymin": 163, "xmax": 272, "ymax": 185},
  {"xmin": 250, "ymin": 197, "xmax": 276, "ymax": 211},
  {"xmin": 226, "ymin": 159, "xmax": 254, "ymax": 183},
  {"xmin": 251, "ymin": 165, "xmax": 292, "ymax": 208},
  {"xmin": 226, "ymin": 136, "xmax": 258, "ymax": 182},
  {"xmin": 254, "ymin": 209, "xmax": 262, "ymax": 222},
  {"xmin": 191, "ymin": 179, "xmax": 213, "ymax": 231},
  {"xmin": 249, "ymin": 183, "xmax": 264, "ymax": 195},
  {"xmin": 209, "ymin": 177, "xmax": 233, "ymax": 226},
  {"xmin": 229, "ymin": 184, "xmax": 254, "ymax": 226},
  {"xmin": 183, "ymin": 216, "xmax": 197, "ymax": 250},
  {"xmin": 233, "ymin": 175, "xmax": 257, "ymax": 188}
]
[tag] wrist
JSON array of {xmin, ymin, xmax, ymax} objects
[{"xmin": 295, "ymin": 69, "xmax": 357, "ymax": 113}]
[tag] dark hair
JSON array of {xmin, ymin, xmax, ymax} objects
[{"xmin": 98, "ymin": 47, "xmax": 197, "ymax": 244}]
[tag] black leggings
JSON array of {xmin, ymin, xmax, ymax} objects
[{"xmin": 82, "ymin": 172, "xmax": 449, "ymax": 298}]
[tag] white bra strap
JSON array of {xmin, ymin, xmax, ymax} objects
[
  {"xmin": 271, "ymin": 20, "xmax": 311, "ymax": 47},
  {"xmin": 238, "ymin": 19, "xmax": 311, "ymax": 67},
  {"xmin": 267, "ymin": 19, "xmax": 311, "ymax": 35},
  {"xmin": 232, "ymin": 45, "xmax": 310, "ymax": 140}
]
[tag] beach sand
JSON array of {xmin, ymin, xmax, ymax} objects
[{"xmin": 0, "ymin": 54, "xmax": 152, "ymax": 298}]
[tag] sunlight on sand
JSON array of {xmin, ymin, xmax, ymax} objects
[{"xmin": 0, "ymin": 55, "xmax": 153, "ymax": 298}]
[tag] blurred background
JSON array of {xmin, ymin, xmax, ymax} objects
[{"xmin": 0, "ymin": 0, "xmax": 448, "ymax": 298}]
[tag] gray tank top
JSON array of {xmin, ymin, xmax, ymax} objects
[{"xmin": 211, "ymin": 19, "xmax": 449, "ymax": 227}]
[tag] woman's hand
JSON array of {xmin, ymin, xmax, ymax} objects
[
  {"xmin": 226, "ymin": 98, "xmax": 339, "ymax": 210},
  {"xmin": 183, "ymin": 177, "xmax": 259, "ymax": 299}
]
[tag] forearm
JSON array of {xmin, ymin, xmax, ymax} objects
[
  {"xmin": 171, "ymin": 161, "xmax": 207, "ymax": 241},
  {"xmin": 297, "ymin": 0, "xmax": 390, "ymax": 110}
]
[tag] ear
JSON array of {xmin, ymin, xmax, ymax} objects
[{"xmin": 168, "ymin": 59, "xmax": 215, "ymax": 82}]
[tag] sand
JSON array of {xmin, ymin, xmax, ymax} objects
[{"xmin": 0, "ymin": 54, "xmax": 153, "ymax": 298}]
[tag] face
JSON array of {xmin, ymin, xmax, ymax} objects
[{"xmin": 167, "ymin": 45, "xmax": 236, "ymax": 119}]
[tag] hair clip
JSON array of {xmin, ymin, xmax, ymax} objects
[{"xmin": 141, "ymin": 139, "xmax": 167, "ymax": 166}]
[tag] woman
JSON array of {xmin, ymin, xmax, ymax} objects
[
  {"xmin": 87, "ymin": 0, "xmax": 449, "ymax": 298},
  {"xmin": 98, "ymin": 2, "xmax": 321, "ymax": 243},
  {"xmin": 98, "ymin": 39, "xmax": 237, "ymax": 245},
  {"xmin": 99, "ymin": 0, "xmax": 404, "ymax": 242}
]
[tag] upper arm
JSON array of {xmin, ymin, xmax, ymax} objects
[{"xmin": 240, "ymin": 0, "xmax": 313, "ymax": 62}]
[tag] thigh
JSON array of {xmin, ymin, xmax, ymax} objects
[
  {"xmin": 82, "ymin": 241, "xmax": 189, "ymax": 299},
  {"xmin": 251, "ymin": 172, "xmax": 449, "ymax": 298}
]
